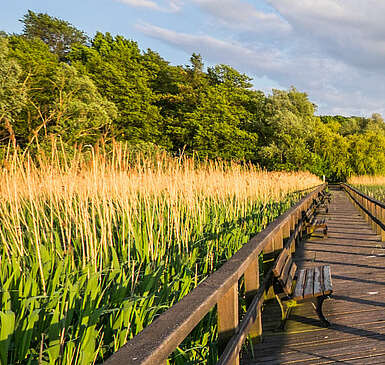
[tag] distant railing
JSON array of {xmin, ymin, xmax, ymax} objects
[
  {"xmin": 341, "ymin": 184, "xmax": 385, "ymax": 242},
  {"xmin": 104, "ymin": 184, "xmax": 327, "ymax": 365}
]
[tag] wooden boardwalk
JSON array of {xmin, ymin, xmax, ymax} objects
[{"xmin": 242, "ymin": 187, "xmax": 385, "ymax": 364}]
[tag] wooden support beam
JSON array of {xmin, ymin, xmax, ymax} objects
[
  {"xmin": 283, "ymin": 221, "xmax": 290, "ymax": 245},
  {"xmin": 371, "ymin": 202, "xmax": 378, "ymax": 232},
  {"xmin": 244, "ymin": 257, "xmax": 262, "ymax": 344},
  {"xmin": 276, "ymin": 229, "xmax": 283, "ymax": 251},
  {"xmin": 290, "ymin": 215, "xmax": 296, "ymax": 253},
  {"xmin": 217, "ymin": 283, "xmax": 239, "ymax": 365},
  {"xmin": 364, "ymin": 199, "xmax": 369, "ymax": 222},
  {"xmin": 375, "ymin": 204, "xmax": 382, "ymax": 235}
]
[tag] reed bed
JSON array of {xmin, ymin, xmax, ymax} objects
[
  {"xmin": 349, "ymin": 176, "xmax": 385, "ymax": 202},
  {"xmin": 349, "ymin": 175, "xmax": 385, "ymax": 187},
  {"xmin": 0, "ymin": 142, "xmax": 320, "ymax": 364}
]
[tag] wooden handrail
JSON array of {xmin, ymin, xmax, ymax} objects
[
  {"xmin": 342, "ymin": 183, "xmax": 385, "ymax": 209},
  {"xmin": 341, "ymin": 184, "xmax": 385, "ymax": 241},
  {"xmin": 104, "ymin": 184, "xmax": 327, "ymax": 365}
]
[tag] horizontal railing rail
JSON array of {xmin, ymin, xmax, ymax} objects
[
  {"xmin": 342, "ymin": 184, "xmax": 385, "ymax": 209},
  {"xmin": 341, "ymin": 184, "xmax": 385, "ymax": 241},
  {"xmin": 287, "ymin": 183, "xmax": 325, "ymax": 196},
  {"xmin": 105, "ymin": 184, "xmax": 327, "ymax": 365}
]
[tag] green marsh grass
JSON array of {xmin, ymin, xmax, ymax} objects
[{"xmin": 349, "ymin": 176, "xmax": 385, "ymax": 202}]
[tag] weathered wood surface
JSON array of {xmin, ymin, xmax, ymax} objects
[{"xmin": 242, "ymin": 187, "xmax": 385, "ymax": 364}]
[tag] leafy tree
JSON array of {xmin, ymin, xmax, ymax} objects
[
  {"xmin": 188, "ymin": 53, "xmax": 204, "ymax": 73},
  {"xmin": 257, "ymin": 88, "xmax": 316, "ymax": 170},
  {"xmin": 21, "ymin": 10, "xmax": 88, "ymax": 60},
  {"xmin": 29, "ymin": 63, "xmax": 117, "ymax": 147},
  {"xmin": 180, "ymin": 83, "xmax": 258, "ymax": 160},
  {"xmin": 348, "ymin": 132, "xmax": 385, "ymax": 176},
  {"xmin": 5, "ymin": 35, "xmax": 116, "ymax": 149},
  {"xmin": 2, "ymin": 11, "xmax": 385, "ymax": 179},
  {"xmin": 70, "ymin": 32, "xmax": 164, "ymax": 145},
  {"xmin": 208, "ymin": 64, "xmax": 253, "ymax": 89},
  {"xmin": 0, "ymin": 36, "xmax": 27, "ymax": 146}
]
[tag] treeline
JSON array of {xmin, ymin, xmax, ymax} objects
[{"xmin": 1, "ymin": 11, "xmax": 385, "ymax": 181}]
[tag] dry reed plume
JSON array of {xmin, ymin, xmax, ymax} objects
[
  {"xmin": 1, "ymin": 143, "xmax": 320, "ymax": 204},
  {"xmin": 348, "ymin": 175, "xmax": 385, "ymax": 186}
]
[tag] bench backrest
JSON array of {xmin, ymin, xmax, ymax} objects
[{"xmin": 272, "ymin": 248, "xmax": 297, "ymax": 296}]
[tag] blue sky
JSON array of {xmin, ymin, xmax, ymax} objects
[{"xmin": 2, "ymin": 0, "xmax": 385, "ymax": 116}]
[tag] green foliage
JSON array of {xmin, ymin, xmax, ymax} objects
[
  {"xmin": 21, "ymin": 10, "xmax": 88, "ymax": 60},
  {"xmin": 2, "ymin": 11, "xmax": 385, "ymax": 176},
  {"xmin": 0, "ymin": 185, "xmax": 306, "ymax": 364},
  {"xmin": 3, "ymin": 9, "xmax": 385, "ymax": 364},
  {"xmin": 4, "ymin": 35, "xmax": 116, "ymax": 150},
  {"xmin": 0, "ymin": 37, "xmax": 27, "ymax": 145},
  {"xmin": 353, "ymin": 184, "xmax": 385, "ymax": 202},
  {"xmin": 70, "ymin": 32, "xmax": 165, "ymax": 146}
]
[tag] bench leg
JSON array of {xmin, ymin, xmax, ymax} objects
[
  {"xmin": 275, "ymin": 295, "xmax": 292, "ymax": 330},
  {"xmin": 323, "ymin": 226, "xmax": 328, "ymax": 238},
  {"xmin": 312, "ymin": 295, "xmax": 331, "ymax": 327}
]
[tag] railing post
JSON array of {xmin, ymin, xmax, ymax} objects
[
  {"xmin": 290, "ymin": 215, "xmax": 296, "ymax": 253},
  {"xmin": 283, "ymin": 220, "xmax": 290, "ymax": 247},
  {"xmin": 381, "ymin": 207, "xmax": 385, "ymax": 242},
  {"xmin": 299, "ymin": 204, "xmax": 306, "ymax": 241},
  {"xmin": 217, "ymin": 283, "xmax": 239, "ymax": 365},
  {"xmin": 363, "ymin": 196, "xmax": 368, "ymax": 221},
  {"xmin": 295, "ymin": 209, "xmax": 301, "ymax": 247},
  {"xmin": 371, "ymin": 202, "xmax": 377, "ymax": 232},
  {"xmin": 244, "ymin": 257, "xmax": 262, "ymax": 344},
  {"xmin": 364, "ymin": 198, "xmax": 369, "ymax": 223},
  {"xmin": 264, "ymin": 235, "xmax": 277, "ymax": 301},
  {"xmin": 277, "ymin": 228, "xmax": 283, "ymax": 251},
  {"xmin": 367, "ymin": 199, "xmax": 372, "ymax": 224},
  {"xmin": 375, "ymin": 204, "xmax": 382, "ymax": 235}
]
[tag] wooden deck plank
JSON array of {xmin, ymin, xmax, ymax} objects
[{"xmin": 242, "ymin": 188, "xmax": 385, "ymax": 364}]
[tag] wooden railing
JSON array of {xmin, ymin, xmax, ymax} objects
[
  {"xmin": 341, "ymin": 184, "xmax": 385, "ymax": 242},
  {"xmin": 104, "ymin": 184, "xmax": 327, "ymax": 365}
]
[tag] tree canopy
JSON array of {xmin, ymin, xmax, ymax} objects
[
  {"xmin": 1, "ymin": 11, "xmax": 385, "ymax": 181},
  {"xmin": 21, "ymin": 10, "xmax": 88, "ymax": 60}
]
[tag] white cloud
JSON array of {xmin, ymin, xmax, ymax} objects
[
  {"xmin": 117, "ymin": 0, "xmax": 182, "ymax": 12},
  {"xmin": 268, "ymin": 0, "xmax": 385, "ymax": 69},
  {"xmin": 193, "ymin": 0, "xmax": 291, "ymax": 34},
  {"xmin": 134, "ymin": 1, "xmax": 385, "ymax": 115},
  {"xmin": 137, "ymin": 22, "xmax": 286, "ymax": 75}
]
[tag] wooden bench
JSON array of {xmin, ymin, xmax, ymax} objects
[
  {"xmin": 317, "ymin": 190, "xmax": 332, "ymax": 213},
  {"xmin": 302, "ymin": 210, "xmax": 328, "ymax": 237},
  {"xmin": 272, "ymin": 248, "xmax": 333, "ymax": 329}
]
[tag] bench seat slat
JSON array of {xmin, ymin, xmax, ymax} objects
[
  {"xmin": 313, "ymin": 266, "xmax": 323, "ymax": 296},
  {"xmin": 323, "ymin": 265, "xmax": 333, "ymax": 295},
  {"xmin": 273, "ymin": 248, "xmax": 289, "ymax": 277},
  {"xmin": 293, "ymin": 269, "xmax": 306, "ymax": 300},
  {"xmin": 280, "ymin": 256, "xmax": 293, "ymax": 286},
  {"xmin": 284, "ymin": 261, "xmax": 297, "ymax": 295},
  {"xmin": 303, "ymin": 268, "xmax": 314, "ymax": 299}
]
